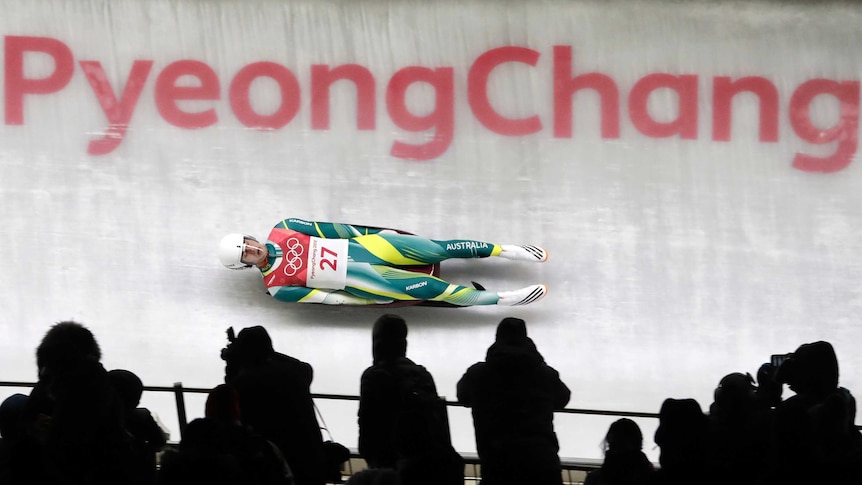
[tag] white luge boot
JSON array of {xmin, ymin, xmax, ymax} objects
[
  {"xmin": 499, "ymin": 244, "xmax": 549, "ymax": 262},
  {"xmin": 496, "ymin": 284, "xmax": 548, "ymax": 306}
]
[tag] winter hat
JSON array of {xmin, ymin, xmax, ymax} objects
[
  {"xmin": 36, "ymin": 321, "xmax": 102, "ymax": 378},
  {"xmin": 495, "ymin": 317, "xmax": 528, "ymax": 345}
]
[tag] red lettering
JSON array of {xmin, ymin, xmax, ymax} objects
[
  {"xmin": 310, "ymin": 64, "xmax": 376, "ymax": 130},
  {"xmin": 790, "ymin": 79, "xmax": 859, "ymax": 173},
  {"xmin": 4, "ymin": 39, "xmax": 859, "ymax": 173},
  {"xmin": 713, "ymin": 76, "xmax": 778, "ymax": 142},
  {"xmin": 229, "ymin": 62, "xmax": 300, "ymax": 129},
  {"xmin": 154, "ymin": 60, "xmax": 220, "ymax": 128},
  {"xmin": 468, "ymin": 46, "xmax": 541, "ymax": 136},
  {"xmin": 4, "ymin": 36, "xmax": 74, "ymax": 125},
  {"xmin": 386, "ymin": 66, "xmax": 454, "ymax": 160},
  {"xmin": 629, "ymin": 73, "xmax": 698, "ymax": 139},
  {"xmin": 320, "ymin": 246, "xmax": 338, "ymax": 271},
  {"xmin": 552, "ymin": 45, "xmax": 619, "ymax": 139},
  {"xmin": 80, "ymin": 60, "xmax": 153, "ymax": 155}
]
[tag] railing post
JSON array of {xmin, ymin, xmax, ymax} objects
[{"xmin": 173, "ymin": 382, "xmax": 188, "ymax": 440}]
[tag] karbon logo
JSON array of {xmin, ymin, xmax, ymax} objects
[{"xmin": 3, "ymin": 35, "xmax": 860, "ymax": 172}]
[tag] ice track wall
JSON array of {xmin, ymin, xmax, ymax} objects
[{"xmin": 2, "ymin": 0, "xmax": 862, "ymax": 460}]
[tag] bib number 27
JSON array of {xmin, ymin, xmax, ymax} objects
[{"xmin": 320, "ymin": 247, "xmax": 338, "ymax": 271}]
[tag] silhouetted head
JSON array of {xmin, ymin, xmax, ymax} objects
[
  {"xmin": 205, "ymin": 384, "xmax": 242, "ymax": 422},
  {"xmin": 179, "ymin": 417, "xmax": 230, "ymax": 452},
  {"xmin": 776, "ymin": 341, "xmax": 839, "ymax": 397},
  {"xmin": 712, "ymin": 372, "xmax": 757, "ymax": 417},
  {"xmin": 107, "ymin": 369, "xmax": 144, "ymax": 409},
  {"xmin": 0, "ymin": 393, "xmax": 28, "ymax": 440},
  {"xmin": 226, "ymin": 326, "xmax": 275, "ymax": 365},
  {"xmin": 372, "ymin": 314, "xmax": 408, "ymax": 363},
  {"xmin": 654, "ymin": 398, "xmax": 708, "ymax": 468},
  {"xmin": 495, "ymin": 317, "xmax": 528, "ymax": 346},
  {"xmin": 603, "ymin": 417, "xmax": 644, "ymax": 453},
  {"xmin": 36, "ymin": 321, "xmax": 102, "ymax": 382},
  {"xmin": 160, "ymin": 424, "xmax": 242, "ymax": 484}
]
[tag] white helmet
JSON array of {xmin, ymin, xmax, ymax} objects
[{"xmin": 218, "ymin": 233, "xmax": 258, "ymax": 270}]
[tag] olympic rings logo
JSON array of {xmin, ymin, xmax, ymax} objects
[{"xmin": 282, "ymin": 238, "xmax": 305, "ymax": 277}]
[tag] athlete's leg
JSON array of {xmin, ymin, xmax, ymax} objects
[
  {"xmin": 348, "ymin": 234, "xmax": 548, "ymax": 265},
  {"xmin": 342, "ymin": 263, "xmax": 545, "ymax": 306}
]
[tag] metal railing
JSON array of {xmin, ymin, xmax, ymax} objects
[
  {"xmin": 11, "ymin": 379, "xmax": 861, "ymax": 482},
  {"xmin": 0, "ymin": 379, "xmax": 656, "ymax": 478}
]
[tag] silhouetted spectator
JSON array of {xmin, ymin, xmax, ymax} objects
[
  {"xmin": 158, "ymin": 417, "xmax": 243, "ymax": 485},
  {"xmin": 584, "ymin": 418, "xmax": 654, "ymax": 485},
  {"xmin": 221, "ymin": 325, "xmax": 325, "ymax": 485},
  {"xmin": 345, "ymin": 468, "xmax": 401, "ymax": 485},
  {"xmin": 754, "ymin": 363, "xmax": 783, "ymax": 410},
  {"xmin": 706, "ymin": 372, "xmax": 770, "ymax": 485},
  {"xmin": 457, "ymin": 317, "xmax": 571, "ymax": 485},
  {"xmin": 23, "ymin": 321, "xmax": 134, "ymax": 484},
  {"xmin": 0, "ymin": 393, "xmax": 29, "ymax": 483},
  {"xmin": 650, "ymin": 398, "xmax": 715, "ymax": 485},
  {"xmin": 762, "ymin": 341, "xmax": 862, "ymax": 485},
  {"xmin": 205, "ymin": 383, "xmax": 243, "ymax": 424},
  {"xmin": 160, "ymin": 386, "xmax": 294, "ymax": 485},
  {"xmin": 205, "ymin": 384, "xmax": 294, "ymax": 485},
  {"xmin": 107, "ymin": 369, "xmax": 168, "ymax": 485},
  {"xmin": 358, "ymin": 314, "xmax": 464, "ymax": 485},
  {"xmin": 0, "ymin": 394, "xmax": 28, "ymax": 441}
]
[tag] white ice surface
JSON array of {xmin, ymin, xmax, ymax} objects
[{"xmin": 2, "ymin": 0, "xmax": 862, "ymax": 462}]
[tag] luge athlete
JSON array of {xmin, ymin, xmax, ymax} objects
[{"xmin": 218, "ymin": 218, "xmax": 549, "ymax": 307}]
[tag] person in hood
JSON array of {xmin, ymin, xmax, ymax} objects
[
  {"xmin": 457, "ymin": 317, "xmax": 571, "ymax": 485},
  {"xmin": 358, "ymin": 314, "xmax": 463, "ymax": 485},
  {"xmin": 765, "ymin": 341, "xmax": 862, "ymax": 485},
  {"xmin": 221, "ymin": 325, "xmax": 325, "ymax": 485}
]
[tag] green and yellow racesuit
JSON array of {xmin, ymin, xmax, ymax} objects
[{"xmin": 260, "ymin": 218, "xmax": 506, "ymax": 306}]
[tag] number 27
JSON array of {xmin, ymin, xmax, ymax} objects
[{"xmin": 320, "ymin": 247, "xmax": 338, "ymax": 271}]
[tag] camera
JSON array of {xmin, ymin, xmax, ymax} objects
[
  {"xmin": 220, "ymin": 327, "xmax": 237, "ymax": 362},
  {"xmin": 770, "ymin": 353, "xmax": 792, "ymax": 368},
  {"xmin": 769, "ymin": 352, "xmax": 798, "ymax": 385}
]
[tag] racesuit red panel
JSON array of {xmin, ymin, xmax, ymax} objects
[{"xmin": 263, "ymin": 228, "xmax": 311, "ymax": 288}]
